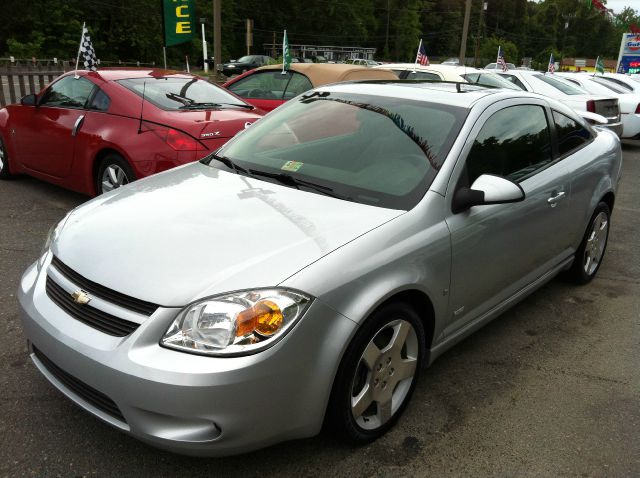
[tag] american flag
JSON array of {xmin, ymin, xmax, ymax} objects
[
  {"xmin": 416, "ymin": 39, "xmax": 429, "ymax": 66},
  {"xmin": 77, "ymin": 23, "xmax": 98, "ymax": 72},
  {"xmin": 496, "ymin": 46, "xmax": 508, "ymax": 72},
  {"xmin": 548, "ymin": 53, "xmax": 555, "ymax": 74}
]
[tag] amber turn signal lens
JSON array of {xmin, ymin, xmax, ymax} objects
[
  {"xmin": 254, "ymin": 300, "xmax": 283, "ymax": 336},
  {"xmin": 235, "ymin": 300, "xmax": 284, "ymax": 337}
]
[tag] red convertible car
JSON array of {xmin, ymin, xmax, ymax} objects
[{"xmin": 0, "ymin": 69, "xmax": 262, "ymax": 195}]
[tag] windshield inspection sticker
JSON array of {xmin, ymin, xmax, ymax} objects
[{"xmin": 281, "ymin": 161, "xmax": 303, "ymax": 172}]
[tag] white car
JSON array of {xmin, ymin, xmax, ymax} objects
[
  {"xmin": 557, "ymin": 73, "xmax": 640, "ymax": 139},
  {"xmin": 497, "ymin": 70, "xmax": 623, "ymax": 137},
  {"xmin": 374, "ymin": 64, "xmax": 520, "ymax": 90},
  {"xmin": 597, "ymin": 73, "xmax": 640, "ymax": 94}
]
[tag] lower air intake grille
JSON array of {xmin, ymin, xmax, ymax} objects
[
  {"xmin": 46, "ymin": 276, "xmax": 140, "ymax": 337},
  {"xmin": 33, "ymin": 346, "xmax": 126, "ymax": 423}
]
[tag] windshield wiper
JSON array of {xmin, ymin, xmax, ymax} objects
[
  {"xmin": 179, "ymin": 102, "xmax": 254, "ymax": 110},
  {"xmin": 248, "ymin": 169, "xmax": 349, "ymax": 200},
  {"xmin": 209, "ymin": 153, "xmax": 251, "ymax": 176}
]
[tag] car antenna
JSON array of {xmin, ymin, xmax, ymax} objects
[{"xmin": 137, "ymin": 80, "xmax": 146, "ymax": 134}]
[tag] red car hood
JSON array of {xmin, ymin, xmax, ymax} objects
[{"xmin": 154, "ymin": 108, "xmax": 263, "ymax": 140}]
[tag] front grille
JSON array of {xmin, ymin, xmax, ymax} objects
[
  {"xmin": 51, "ymin": 256, "xmax": 159, "ymax": 316},
  {"xmin": 46, "ymin": 276, "xmax": 140, "ymax": 337},
  {"xmin": 33, "ymin": 346, "xmax": 126, "ymax": 423}
]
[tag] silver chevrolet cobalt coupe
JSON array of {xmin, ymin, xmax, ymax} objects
[{"xmin": 19, "ymin": 81, "xmax": 622, "ymax": 456}]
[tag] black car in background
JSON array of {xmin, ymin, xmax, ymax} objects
[{"xmin": 222, "ymin": 55, "xmax": 274, "ymax": 76}]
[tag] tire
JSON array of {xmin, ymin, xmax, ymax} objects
[
  {"xmin": 96, "ymin": 153, "xmax": 135, "ymax": 195},
  {"xmin": 0, "ymin": 135, "xmax": 12, "ymax": 179},
  {"xmin": 327, "ymin": 302, "xmax": 425, "ymax": 444},
  {"xmin": 567, "ymin": 202, "xmax": 611, "ymax": 284}
]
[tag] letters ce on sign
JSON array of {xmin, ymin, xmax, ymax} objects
[{"xmin": 162, "ymin": 0, "xmax": 195, "ymax": 47}]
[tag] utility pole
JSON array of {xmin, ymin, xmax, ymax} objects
[
  {"xmin": 213, "ymin": 0, "xmax": 221, "ymax": 82},
  {"xmin": 384, "ymin": 0, "xmax": 390, "ymax": 58},
  {"xmin": 459, "ymin": 0, "xmax": 472, "ymax": 66},
  {"xmin": 474, "ymin": 1, "xmax": 487, "ymax": 67}
]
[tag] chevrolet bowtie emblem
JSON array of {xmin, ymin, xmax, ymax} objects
[{"xmin": 71, "ymin": 289, "xmax": 91, "ymax": 305}]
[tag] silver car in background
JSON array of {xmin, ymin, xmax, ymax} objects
[{"xmin": 18, "ymin": 81, "xmax": 622, "ymax": 456}]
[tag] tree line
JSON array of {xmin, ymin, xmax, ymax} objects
[{"xmin": 1, "ymin": 0, "xmax": 638, "ymax": 68}]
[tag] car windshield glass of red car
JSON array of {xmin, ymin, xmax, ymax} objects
[{"xmin": 117, "ymin": 77, "xmax": 249, "ymax": 110}]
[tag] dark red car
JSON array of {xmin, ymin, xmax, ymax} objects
[{"xmin": 0, "ymin": 69, "xmax": 262, "ymax": 195}]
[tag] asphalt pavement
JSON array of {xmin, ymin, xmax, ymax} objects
[{"xmin": 1, "ymin": 142, "xmax": 639, "ymax": 477}]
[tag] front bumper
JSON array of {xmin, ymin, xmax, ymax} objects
[{"xmin": 18, "ymin": 259, "xmax": 356, "ymax": 456}]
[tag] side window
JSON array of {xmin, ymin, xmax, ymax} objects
[
  {"xmin": 466, "ymin": 105, "xmax": 552, "ymax": 185},
  {"xmin": 283, "ymin": 72, "xmax": 313, "ymax": 99},
  {"xmin": 499, "ymin": 74, "xmax": 527, "ymax": 91},
  {"xmin": 39, "ymin": 76, "xmax": 95, "ymax": 108},
  {"xmin": 552, "ymin": 110, "xmax": 592, "ymax": 156},
  {"xmin": 227, "ymin": 72, "xmax": 288, "ymax": 100},
  {"xmin": 404, "ymin": 71, "xmax": 441, "ymax": 81},
  {"xmin": 89, "ymin": 89, "xmax": 111, "ymax": 112}
]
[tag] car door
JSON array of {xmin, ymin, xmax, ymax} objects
[
  {"xmin": 443, "ymin": 100, "xmax": 575, "ymax": 337},
  {"xmin": 13, "ymin": 75, "xmax": 95, "ymax": 178}
]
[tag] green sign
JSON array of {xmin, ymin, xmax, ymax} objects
[{"xmin": 162, "ymin": 0, "xmax": 195, "ymax": 47}]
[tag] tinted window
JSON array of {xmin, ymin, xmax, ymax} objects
[
  {"xmin": 533, "ymin": 74, "xmax": 585, "ymax": 95},
  {"xmin": 40, "ymin": 76, "xmax": 95, "ymax": 108},
  {"xmin": 403, "ymin": 71, "xmax": 441, "ymax": 81},
  {"xmin": 463, "ymin": 73, "xmax": 521, "ymax": 90},
  {"xmin": 466, "ymin": 105, "xmax": 552, "ymax": 184},
  {"xmin": 283, "ymin": 73, "xmax": 313, "ymax": 99},
  {"xmin": 227, "ymin": 71, "xmax": 298, "ymax": 100},
  {"xmin": 598, "ymin": 77, "xmax": 633, "ymax": 91},
  {"xmin": 213, "ymin": 93, "xmax": 467, "ymax": 209},
  {"xmin": 499, "ymin": 74, "xmax": 527, "ymax": 91},
  {"xmin": 118, "ymin": 77, "xmax": 248, "ymax": 110},
  {"xmin": 553, "ymin": 110, "xmax": 592, "ymax": 156},
  {"xmin": 89, "ymin": 89, "xmax": 110, "ymax": 111},
  {"xmin": 591, "ymin": 77, "xmax": 628, "ymax": 94}
]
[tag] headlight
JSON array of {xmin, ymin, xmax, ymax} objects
[{"xmin": 161, "ymin": 289, "xmax": 312, "ymax": 356}]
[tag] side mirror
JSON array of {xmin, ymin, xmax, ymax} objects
[
  {"xmin": 20, "ymin": 94, "xmax": 38, "ymax": 106},
  {"xmin": 452, "ymin": 174, "xmax": 525, "ymax": 214}
]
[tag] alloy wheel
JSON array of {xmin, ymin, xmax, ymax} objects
[
  {"xmin": 101, "ymin": 164, "xmax": 130, "ymax": 193},
  {"xmin": 583, "ymin": 211, "xmax": 609, "ymax": 276},
  {"xmin": 350, "ymin": 319, "xmax": 419, "ymax": 430}
]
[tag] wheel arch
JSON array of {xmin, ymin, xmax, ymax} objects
[
  {"xmin": 92, "ymin": 147, "xmax": 134, "ymax": 195},
  {"xmin": 600, "ymin": 191, "xmax": 615, "ymax": 213}
]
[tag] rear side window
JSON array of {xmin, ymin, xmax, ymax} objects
[
  {"xmin": 89, "ymin": 89, "xmax": 110, "ymax": 111},
  {"xmin": 499, "ymin": 74, "xmax": 527, "ymax": 91},
  {"xmin": 466, "ymin": 105, "xmax": 552, "ymax": 184},
  {"xmin": 553, "ymin": 110, "xmax": 592, "ymax": 156}
]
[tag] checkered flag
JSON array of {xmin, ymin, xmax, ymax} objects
[{"xmin": 77, "ymin": 23, "xmax": 98, "ymax": 72}]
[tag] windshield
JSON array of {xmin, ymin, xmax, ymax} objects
[
  {"xmin": 462, "ymin": 72, "xmax": 521, "ymax": 90},
  {"xmin": 237, "ymin": 56, "xmax": 255, "ymax": 63},
  {"xmin": 211, "ymin": 92, "xmax": 467, "ymax": 210},
  {"xmin": 532, "ymin": 74, "xmax": 586, "ymax": 95},
  {"xmin": 117, "ymin": 77, "xmax": 250, "ymax": 110}
]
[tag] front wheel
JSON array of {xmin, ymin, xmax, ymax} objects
[
  {"xmin": 567, "ymin": 202, "xmax": 611, "ymax": 284},
  {"xmin": 96, "ymin": 154, "xmax": 135, "ymax": 194},
  {"xmin": 328, "ymin": 302, "xmax": 425, "ymax": 444}
]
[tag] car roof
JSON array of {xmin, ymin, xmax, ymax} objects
[
  {"xmin": 316, "ymin": 81, "xmax": 531, "ymax": 109},
  {"xmin": 75, "ymin": 68, "xmax": 198, "ymax": 82},
  {"xmin": 254, "ymin": 63, "xmax": 397, "ymax": 85}
]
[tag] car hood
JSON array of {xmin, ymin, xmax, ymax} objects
[
  {"xmin": 52, "ymin": 163, "xmax": 403, "ymax": 307},
  {"xmin": 155, "ymin": 108, "xmax": 263, "ymax": 140}
]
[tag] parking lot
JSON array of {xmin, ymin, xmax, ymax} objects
[{"xmin": 0, "ymin": 141, "xmax": 638, "ymax": 477}]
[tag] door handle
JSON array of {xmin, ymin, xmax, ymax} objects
[
  {"xmin": 72, "ymin": 115, "xmax": 85, "ymax": 137},
  {"xmin": 547, "ymin": 191, "xmax": 566, "ymax": 207}
]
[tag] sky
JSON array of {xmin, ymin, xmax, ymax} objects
[{"xmin": 603, "ymin": 0, "xmax": 637, "ymax": 14}]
